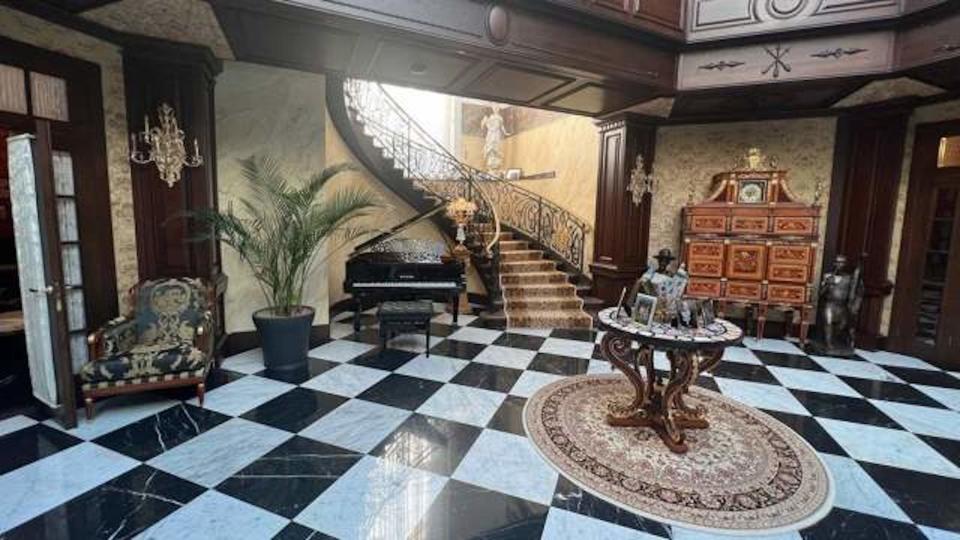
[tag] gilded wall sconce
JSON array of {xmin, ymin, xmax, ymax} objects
[{"xmin": 129, "ymin": 102, "xmax": 203, "ymax": 188}]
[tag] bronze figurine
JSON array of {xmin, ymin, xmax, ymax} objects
[{"xmin": 806, "ymin": 254, "xmax": 864, "ymax": 357}]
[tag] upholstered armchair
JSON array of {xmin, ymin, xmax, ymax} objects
[{"xmin": 80, "ymin": 278, "xmax": 216, "ymax": 419}]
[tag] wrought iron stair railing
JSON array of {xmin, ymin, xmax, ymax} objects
[{"xmin": 342, "ymin": 78, "xmax": 590, "ymax": 274}]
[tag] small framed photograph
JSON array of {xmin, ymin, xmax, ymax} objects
[
  {"xmin": 632, "ymin": 293, "xmax": 657, "ymax": 327},
  {"xmin": 679, "ymin": 299, "xmax": 700, "ymax": 328},
  {"xmin": 700, "ymin": 299, "xmax": 716, "ymax": 326}
]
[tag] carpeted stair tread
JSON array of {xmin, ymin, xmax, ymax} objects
[
  {"xmin": 500, "ymin": 271, "xmax": 569, "ymax": 285},
  {"xmin": 502, "ymin": 283, "xmax": 577, "ymax": 298}
]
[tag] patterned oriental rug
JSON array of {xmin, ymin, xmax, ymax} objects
[{"xmin": 524, "ymin": 374, "xmax": 834, "ymax": 536}]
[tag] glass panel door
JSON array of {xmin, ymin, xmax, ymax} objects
[
  {"xmin": 915, "ymin": 186, "xmax": 958, "ymax": 347},
  {"xmin": 52, "ymin": 150, "xmax": 87, "ymax": 371}
]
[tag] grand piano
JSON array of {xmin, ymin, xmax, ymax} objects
[{"xmin": 344, "ymin": 205, "xmax": 465, "ymax": 331}]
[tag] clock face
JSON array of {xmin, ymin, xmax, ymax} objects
[{"xmin": 739, "ymin": 181, "xmax": 766, "ymax": 203}]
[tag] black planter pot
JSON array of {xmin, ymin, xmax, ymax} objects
[{"xmin": 253, "ymin": 306, "xmax": 315, "ymax": 371}]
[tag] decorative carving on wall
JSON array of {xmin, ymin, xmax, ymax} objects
[
  {"xmin": 810, "ymin": 47, "xmax": 868, "ymax": 59},
  {"xmin": 698, "ymin": 60, "xmax": 745, "ymax": 71},
  {"xmin": 761, "ymin": 43, "xmax": 792, "ymax": 79}
]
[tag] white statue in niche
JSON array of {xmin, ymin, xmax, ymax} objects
[{"xmin": 481, "ymin": 105, "xmax": 509, "ymax": 173}]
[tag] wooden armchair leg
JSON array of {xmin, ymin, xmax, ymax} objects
[
  {"xmin": 84, "ymin": 397, "xmax": 94, "ymax": 420},
  {"xmin": 197, "ymin": 383, "xmax": 206, "ymax": 407}
]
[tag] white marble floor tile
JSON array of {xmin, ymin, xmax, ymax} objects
[
  {"xmin": 653, "ymin": 350, "xmax": 670, "ymax": 372},
  {"xmin": 295, "ymin": 455, "xmax": 447, "ymax": 540},
  {"xmin": 920, "ymin": 525, "xmax": 960, "ymax": 540},
  {"xmin": 332, "ymin": 311, "xmax": 355, "ymax": 323},
  {"xmin": 856, "ymin": 349, "xmax": 938, "ymax": 371},
  {"xmin": 767, "ymin": 366, "xmax": 861, "ymax": 397},
  {"xmin": 0, "ymin": 443, "xmax": 138, "ymax": 533},
  {"xmin": 914, "ymin": 384, "xmax": 960, "ymax": 412},
  {"xmin": 742, "ymin": 338, "xmax": 804, "ymax": 355},
  {"xmin": 46, "ymin": 394, "xmax": 179, "ymax": 440},
  {"xmin": 541, "ymin": 508, "xmax": 661, "ymax": 540},
  {"xmin": 188, "ymin": 375, "xmax": 294, "ymax": 417},
  {"xmin": 447, "ymin": 326, "xmax": 503, "ymax": 345},
  {"xmin": 721, "ymin": 346, "xmax": 763, "ymax": 365},
  {"xmin": 301, "ymin": 364, "xmax": 390, "ymax": 397},
  {"xmin": 819, "ymin": 453, "xmax": 912, "ymax": 522},
  {"xmin": 453, "ymin": 429, "xmax": 558, "ymax": 505},
  {"xmin": 329, "ymin": 322, "xmax": 356, "ymax": 339},
  {"xmin": 587, "ymin": 359, "xmax": 614, "ymax": 375},
  {"xmin": 220, "ymin": 348, "xmax": 265, "ymax": 374},
  {"xmin": 508, "ymin": 327, "xmax": 553, "ymax": 337},
  {"xmin": 670, "ymin": 527, "xmax": 801, "ymax": 540},
  {"xmin": 308, "ymin": 340, "xmax": 377, "ymax": 362},
  {"xmin": 594, "ymin": 330, "xmax": 606, "ymax": 344},
  {"xmin": 809, "ymin": 355, "xmax": 903, "ymax": 383},
  {"xmin": 539, "ymin": 338, "xmax": 596, "ymax": 359},
  {"xmin": 299, "ymin": 399, "xmax": 411, "ymax": 453},
  {"xmin": 394, "ymin": 354, "xmax": 469, "ymax": 382},
  {"xmin": 0, "ymin": 415, "xmax": 37, "ymax": 437},
  {"xmin": 431, "ymin": 312, "xmax": 478, "ymax": 327},
  {"xmin": 417, "ymin": 383, "xmax": 506, "ymax": 427},
  {"xmin": 136, "ymin": 489, "xmax": 287, "ymax": 540},
  {"xmin": 473, "ymin": 344, "xmax": 537, "ymax": 370},
  {"xmin": 870, "ymin": 399, "xmax": 960, "ymax": 441},
  {"xmin": 147, "ymin": 418, "xmax": 290, "ymax": 488},
  {"xmin": 386, "ymin": 333, "xmax": 444, "ymax": 354},
  {"xmin": 713, "ymin": 377, "xmax": 810, "ymax": 416},
  {"xmin": 816, "ymin": 418, "xmax": 960, "ymax": 478},
  {"xmin": 510, "ymin": 370, "xmax": 566, "ymax": 399}
]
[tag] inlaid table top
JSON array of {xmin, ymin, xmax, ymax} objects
[{"xmin": 597, "ymin": 307, "xmax": 743, "ymax": 350}]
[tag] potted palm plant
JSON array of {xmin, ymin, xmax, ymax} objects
[{"xmin": 196, "ymin": 155, "xmax": 379, "ymax": 370}]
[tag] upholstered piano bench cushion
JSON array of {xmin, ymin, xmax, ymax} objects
[{"xmin": 377, "ymin": 300, "xmax": 434, "ymax": 323}]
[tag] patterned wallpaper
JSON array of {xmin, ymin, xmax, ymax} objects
[
  {"xmin": 653, "ymin": 117, "xmax": 837, "ymax": 284},
  {"xmin": 0, "ymin": 6, "xmax": 139, "ymax": 302}
]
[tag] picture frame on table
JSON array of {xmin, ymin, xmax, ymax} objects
[
  {"xmin": 633, "ymin": 293, "xmax": 658, "ymax": 327},
  {"xmin": 614, "ymin": 287, "xmax": 628, "ymax": 320},
  {"xmin": 700, "ymin": 299, "xmax": 716, "ymax": 326},
  {"xmin": 679, "ymin": 299, "xmax": 700, "ymax": 328}
]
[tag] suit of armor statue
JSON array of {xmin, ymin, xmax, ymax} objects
[{"xmin": 807, "ymin": 255, "xmax": 864, "ymax": 357}]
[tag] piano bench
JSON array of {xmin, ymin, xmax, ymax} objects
[{"xmin": 377, "ymin": 300, "xmax": 435, "ymax": 356}]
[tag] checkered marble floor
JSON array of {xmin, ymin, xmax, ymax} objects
[{"xmin": 2, "ymin": 309, "xmax": 960, "ymax": 539}]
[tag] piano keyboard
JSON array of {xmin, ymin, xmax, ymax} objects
[{"xmin": 352, "ymin": 281, "xmax": 459, "ymax": 288}]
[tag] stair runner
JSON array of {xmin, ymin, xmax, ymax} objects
[{"xmin": 481, "ymin": 228, "xmax": 593, "ymax": 329}]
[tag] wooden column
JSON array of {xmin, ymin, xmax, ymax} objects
[
  {"xmin": 590, "ymin": 114, "xmax": 656, "ymax": 304},
  {"xmin": 823, "ymin": 110, "xmax": 908, "ymax": 349}
]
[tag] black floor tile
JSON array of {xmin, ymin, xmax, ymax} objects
[
  {"xmin": 3, "ymin": 465, "xmax": 204, "ymax": 540},
  {"xmin": 357, "ymin": 374, "xmax": 444, "ymax": 410},
  {"xmin": 450, "ymin": 363, "xmax": 522, "ymax": 393},
  {"xmin": 493, "ymin": 333, "xmax": 546, "ymax": 351},
  {"xmin": 411, "ymin": 479, "xmax": 549, "ymax": 540},
  {"xmin": 467, "ymin": 317, "xmax": 507, "ymax": 330},
  {"xmin": 202, "ymin": 367, "xmax": 245, "ymax": 391},
  {"xmin": 350, "ymin": 348, "xmax": 418, "ymax": 371},
  {"xmin": 256, "ymin": 357, "xmax": 340, "ymax": 384},
  {"xmin": 344, "ymin": 328, "xmax": 381, "ymax": 345},
  {"xmin": 860, "ymin": 461, "xmax": 960, "ymax": 533},
  {"xmin": 371, "ymin": 413, "xmax": 481, "ymax": 476},
  {"xmin": 216, "ymin": 436, "xmax": 362, "ymax": 519},
  {"xmin": 487, "ymin": 395, "xmax": 527, "ymax": 436},
  {"xmin": 551, "ymin": 475, "xmax": 670, "ymax": 537},
  {"xmin": 549, "ymin": 328, "xmax": 597, "ymax": 342},
  {"xmin": 429, "ymin": 323, "xmax": 458, "ymax": 338},
  {"xmin": 763, "ymin": 409, "xmax": 848, "ymax": 456},
  {"xmin": 528, "ymin": 353, "xmax": 589, "ymax": 376},
  {"xmin": 0, "ymin": 423, "xmax": 81, "ymax": 475},
  {"xmin": 94, "ymin": 403, "xmax": 230, "ymax": 461},
  {"xmin": 919, "ymin": 434, "xmax": 960, "ymax": 469},
  {"xmin": 799, "ymin": 507, "xmax": 926, "ymax": 540},
  {"xmin": 430, "ymin": 339, "xmax": 488, "ymax": 360},
  {"xmin": 340, "ymin": 313, "xmax": 378, "ymax": 330},
  {"xmin": 273, "ymin": 522, "xmax": 335, "ymax": 540},
  {"xmin": 241, "ymin": 388, "xmax": 347, "ymax": 432},
  {"xmin": 753, "ymin": 350, "xmax": 827, "ymax": 371},
  {"xmin": 696, "ymin": 375, "xmax": 720, "ymax": 392},
  {"xmin": 840, "ymin": 377, "xmax": 948, "ymax": 408},
  {"xmin": 711, "ymin": 361, "xmax": 778, "ymax": 385},
  {"xmin": 788, "ymin": 389, "xmax": 901, "ymax": 428},
  {"xmin": 883, "ymin": 366, "xmax": 960, "ymax": 390}
]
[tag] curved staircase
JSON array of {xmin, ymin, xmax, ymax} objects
[{"xmin": 329, "ymin": 77, "xmax": 594, "ymax": 329}]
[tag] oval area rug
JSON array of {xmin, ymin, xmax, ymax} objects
[{"xmin": 524, "ymin": 374, "xmax": 834, "ymax": 536}]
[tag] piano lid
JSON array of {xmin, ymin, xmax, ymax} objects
[
  {"xmin": 350, "ymin": 203, "xmax": 449, "ymax": 257},
  {"xmin": 354, "ymin": 238, "xmax": 447, "ymax": 264}
]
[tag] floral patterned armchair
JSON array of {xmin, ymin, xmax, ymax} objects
[{"xmin": 80, "ymin": 278, "xmax": 216, "ymax": 419}]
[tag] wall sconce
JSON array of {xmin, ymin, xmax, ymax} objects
[
  {"xmin": 129, "ymin": 102, "xmax": 203, "ymax": 188},
  {"xmin": 626, "ymin": 153, "xmax": 655, "ymax": 205}
]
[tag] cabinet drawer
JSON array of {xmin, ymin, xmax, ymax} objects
[
  {"xmin": 689, "ymin": 258, "xmax": 723, "ymax": 277},
  {"xmin": 689, "ymin": 215, "xmax": 727, "ymax": 233},
  {"xmin": 774, "ymin": 216, "xmax": 815, "ymax": 235},
  {"xmin": 726, "ymin": 244, "xmax": 766, "ymax": 281},
  {"xmin": 769, "ymin": 264, "xmax": 809, "ymax": 284},
  {"xmin": 770, "ymin": 244, "xmax": 812, "ymax": 266},
  {"xmin": 689, "ymin": 241, "xmax": 723, "ymax": 259},
  {"xmin": 731, "ymin": 216, "xmax": 768, "ymax": 234},
  {"xmin": 687, "ymin": 278, "xmax": 722, "ymax": 298},
  {"xmin": 768, "ymin": 284, "xmax": 807, "ymax": 304},
  {"xmin": 727, "ymin": 281, "xmax": 763, "ymax": 300}
]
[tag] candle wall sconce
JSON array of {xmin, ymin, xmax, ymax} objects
[
  {"xmin": 626, "ymin": 153, "xmax": 656, "ymax": 205},
  {"xmin": 129, "ymin": 102, "xmax": 203, "ymax": 188}
]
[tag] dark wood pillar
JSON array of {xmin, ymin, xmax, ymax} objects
[
  {"xmin": 823, "ymin": 110, "xmax": 908, "ymax": 349},
  {"xmin": 590, "ymin": 114, "xmax": 656, "ymax": 304},
  {"xmin": 124, "ymin": 42, "xmax": 226, "ymax": 342}
]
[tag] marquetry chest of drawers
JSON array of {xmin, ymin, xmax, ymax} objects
[{"xmin": 681, "ymin": 165, "xmax": 820, "ymax": 342}]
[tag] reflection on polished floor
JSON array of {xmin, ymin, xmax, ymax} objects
[{"xmin": 1, "ymin": 310, "xmax": 959, "ymax": 539}]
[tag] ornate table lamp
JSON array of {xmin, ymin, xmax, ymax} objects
[{"xmin": 446, "ymin": 197, "xmax": 477, "ymax": 314}]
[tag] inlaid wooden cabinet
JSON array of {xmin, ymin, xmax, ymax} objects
[{"xmin": 681, "ymin": 165, "xmax": 820, "ymax": 342}]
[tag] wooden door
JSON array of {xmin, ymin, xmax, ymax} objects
[{"xmin": 890, "ymin": 121, "xmax": 960, "ymax": 366}]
